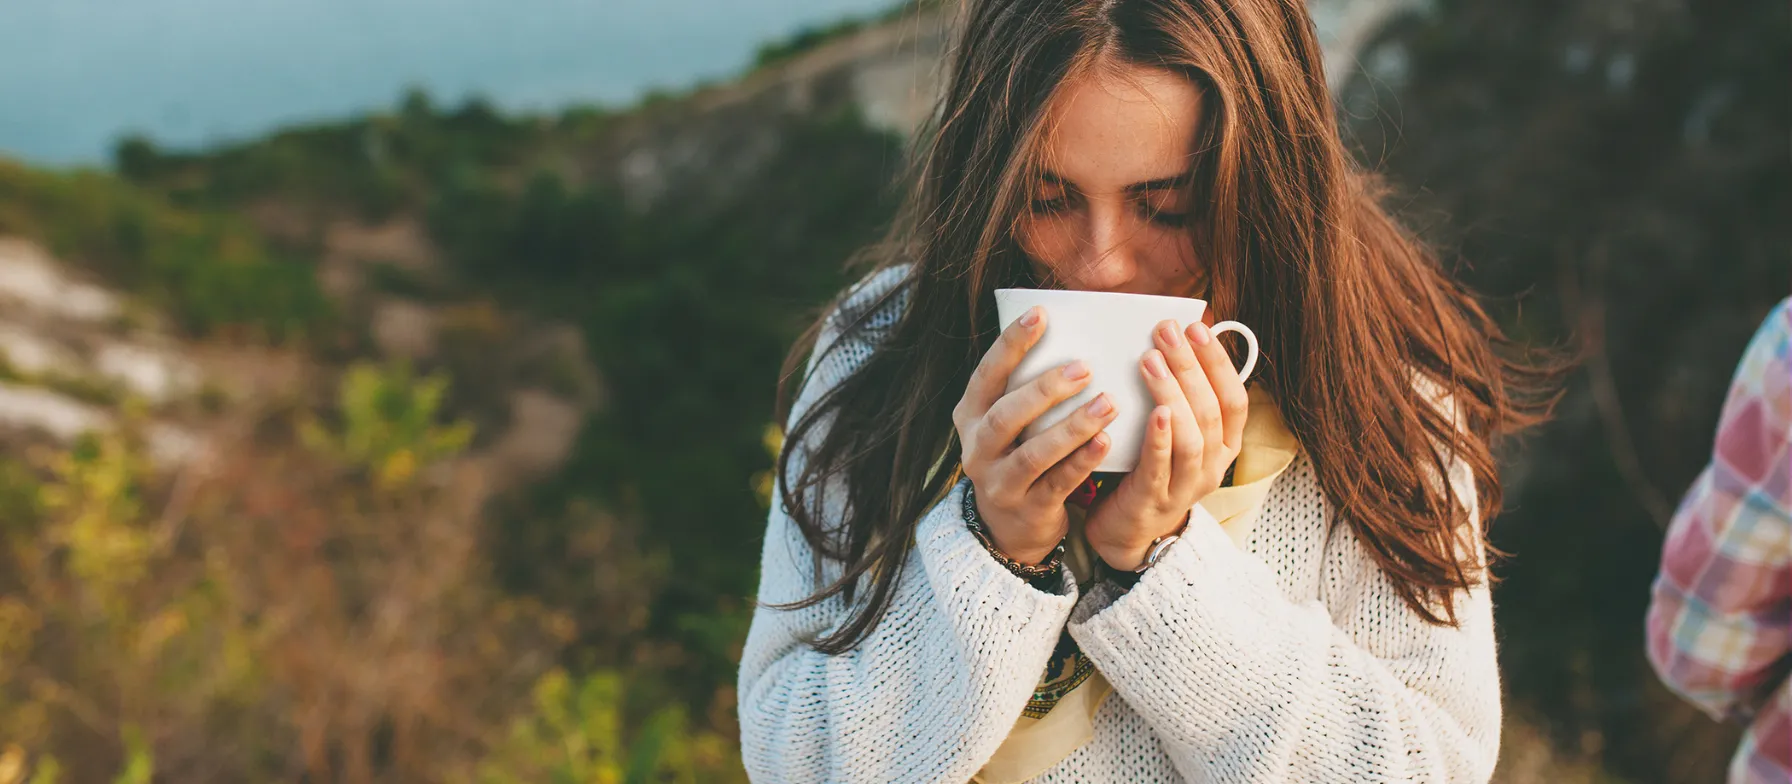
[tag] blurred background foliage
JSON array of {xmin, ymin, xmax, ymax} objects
[
  {"xmin": 0, "ymin": 161, "xmax": 332, "ymax": 341},
  {"xmin": 0, "ymin": 0, "xmax": 1784, "ymax": 781}
]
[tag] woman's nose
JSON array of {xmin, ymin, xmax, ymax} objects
[{"xmin": 1079, "ymin": 203, "xmax": 1138, "ymax": 277}]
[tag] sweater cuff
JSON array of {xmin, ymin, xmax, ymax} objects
[
  {"xmin": 1065, "ymin": 502, "xmax": 1310, "ymax": 658},
  {"xmin": 1083, "ymin": 503, "xmax": 1278, "ymax": 603},
  {"xmin": 1063, "ymin": 505, "xmax": 1332, "ymax": 759},
  {"xmin": 915, "ymin": 480, "xmax": 1081, "ymax": 644}
]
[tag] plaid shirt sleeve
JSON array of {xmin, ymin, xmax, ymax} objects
[{"xmin": 1646, "ymin": 297, "xmax": 1792, "ymax": 723}]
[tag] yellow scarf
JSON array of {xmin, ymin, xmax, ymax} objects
[{"xmin": 971, "ymin": 384, "xmax": 1299, "ymax": 783}]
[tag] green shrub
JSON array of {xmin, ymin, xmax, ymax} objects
[
  {"xmin": 300, "ymin": 360, "xmax": 475, "ymax": 488},
  {"xmin": 752, "ymin": 18, "xmax": 865, "ymax": 69},
  {"xmin": 0, "ymin": 161, "xmax": 331, "ymax": 341},
  {"xmin": 472, "ymin": 668, "xmax": 743, "ymax": 784}
]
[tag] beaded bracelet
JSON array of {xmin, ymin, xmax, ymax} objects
[{"xmin": 962, "ymin": 481, "xmax": 1066, "ymax": 581}]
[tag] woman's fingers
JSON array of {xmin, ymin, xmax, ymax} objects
[
  {"xmin": 958, "ymin": 306, "xmax": 1045, "ymax": 421},
  {"xmin": 1187, "ymin": 320, "xmax": 1249, "ymax": 453},
  {"xmin": 1134, "ymin": 403, "xmax": 1175, "ymax": 497},
  {"xmin": 979, "ymin": 359, "xmax": 1091, "ymax": 465},
  {"xmin": 1140, "ymin": 349, "xmax": 1199, "ymax": 496},
  {"xmin": 1156, "ymin": 319, "xmax": 1223, "ymax": 471},
  {"xmin": 1033, "ymin": 426, "xmax": 1110, "ymax": 502},
  {"xmin": 1010, "ymin": 390, "xmax": 1103, "ymax": 494},
  {"xmin": 1009, "ymin": 391, "xmax": 1113, "ymax": 486},
  {"xmin": 955, "ymin": 306, "xmax": 1048, "ymax": 460}
]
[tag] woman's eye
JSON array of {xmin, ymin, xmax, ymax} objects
[
  {"xmin": 1141, "ymin": 204, "xmax": 1189, "ymax": 227},
  {"xmin": 1029, "ymin": 196, "xmax": 1069, "ymax": 214}
]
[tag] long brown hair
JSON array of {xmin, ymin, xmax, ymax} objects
[{"xmin": 766, "ymin": 0, "xmax": 1561, "ymax": 655}]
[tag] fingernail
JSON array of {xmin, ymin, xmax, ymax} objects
[
  {"xmin": 1189, "ymin": 322, "xmax": 1211, "ymax": 346},
  {"xmin": 1091, "ymin": 432, "xmax": 1109, "ymax": 450},
  {"xmin": 1144, "ymin": 351, "xmax": 1170, "ymax": 379},
  {"xmin": 1020, "ymin": 306, "xmax": 1041, "ymax": 327},
  {"xmin": 1062, "ymin": 360, "xmax": 1090, "ymax": 380},
  {"xmin": 1158, "ymin": 322, "xmax": 1178, "ymax": 345},
  {"xmin": 1085, "ymin": 393, "xmax": 1112, "ymax": 417},
  {"xmin": 1156, "ymin": 406, "xmax": 1172, "ymax": 429}
]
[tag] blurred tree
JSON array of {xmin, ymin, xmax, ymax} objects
[
  {"xmin": 401, "ymin": 86, "xmax": 436, "ymax": 124},
  {"xmin": 1339, "ymin": 0, "xmax": 1790, "ymax": 779},
  {"xmin": 111, "ymin": 135, "xmax": 162, "ymax": 183}
]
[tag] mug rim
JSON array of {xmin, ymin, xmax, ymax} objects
[{"xmin": 993, "ymin": 287, "xmax": 1210, "ymax": 308}]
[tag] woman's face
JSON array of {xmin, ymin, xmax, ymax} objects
[{"xmin": 1015, "ymin": 62, "xmax": 1207, "ymax": 299}]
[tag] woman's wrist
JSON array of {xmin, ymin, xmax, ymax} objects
[
  {"xmin": 970, "ymin": 521, "xmax": 1065, "ymax": 580},
  {"xmin": 1095, "ymin": 508, "xmax": 1192, "ymax": 573},
  {"xmin": 988, "ymin": 533, "xmax": 1061, "ymax": 566},
  {"xmin": 963, "ymin": 482, "xmax": 1065, "ymax": 580}
]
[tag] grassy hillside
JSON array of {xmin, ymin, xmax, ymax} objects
[
  {"xmin": 0, "ymin": 11, "xmax": 911, "ymax": 778},
  {"xmin": 0, "ymin": 160, "xmax": 330, "ymax": 340}
]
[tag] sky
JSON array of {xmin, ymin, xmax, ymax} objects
[{"xmin": 0, "ymin": 0, "xmax": 895, "ymax": 166}]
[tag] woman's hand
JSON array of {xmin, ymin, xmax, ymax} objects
[
  {"xmin": 1084, "ymin": 315, "xmax": 1251, "ymax": 571},
  {"xmin": 954, "ymin": 306, "xmax": 1120, "ymax": 565}
]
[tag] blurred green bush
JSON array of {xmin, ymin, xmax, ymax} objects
[{"xmin": 0, "ymin": 161, "xmax": 331, "ymax": 341}]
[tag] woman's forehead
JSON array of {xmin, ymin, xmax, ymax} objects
[{"xmin": 1035, "ymin": 63, "xmax": 1204, "ymax": 192}]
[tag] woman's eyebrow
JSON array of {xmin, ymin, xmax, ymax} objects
[{"xmin": 1039, "ymin": 169, "xmax": 1195, "ymax": 194}]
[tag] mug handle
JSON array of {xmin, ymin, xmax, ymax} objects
[{"xmin": 1207, "ymin": 321, "xmax": 1259, "ymax": 382}]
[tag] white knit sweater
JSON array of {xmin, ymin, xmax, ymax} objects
[{"xmin": 737, "ymin": 266, "xmax": 1502, "ymax": 783}]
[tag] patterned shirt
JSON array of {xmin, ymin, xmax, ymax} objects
[{"xmin": 1646, "ymin": 297, "xmax": 1792, "ymax": 783}]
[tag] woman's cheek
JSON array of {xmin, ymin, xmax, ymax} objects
[
  {"xmin": 1147, "ymin": 227, "xmax": 1205, "ymax": 294},
  {"xmin": 1015, "ymin": 215, "xmax": 1076, "ymax": 269}
]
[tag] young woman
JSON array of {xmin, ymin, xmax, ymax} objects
[{"xmin": 737, "ymin": 0, "xmax": 1556, "ymax": 781}]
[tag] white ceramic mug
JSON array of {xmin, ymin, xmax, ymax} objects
[{"xmin": 993, "ymin": 288, "xmax": 1259, "ymax": 472}]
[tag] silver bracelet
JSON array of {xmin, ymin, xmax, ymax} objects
[
  {"xmin": 1131, "ymin": 534, "xmax": 1179, "ymax": 572},
  {"xmin": 1131, "ymin": 511, "xmax": 1192, "ymax": 573}
]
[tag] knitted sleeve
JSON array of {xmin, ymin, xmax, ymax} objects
[
  {"xmin": 736, "ymin": 265, "xmax": 1080, "ymax": 783},
  {"xmin": 1067, "ymin": 415, "xmax": 1502, "ymax": 782}
]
